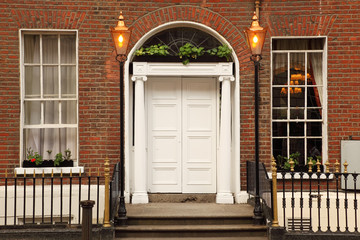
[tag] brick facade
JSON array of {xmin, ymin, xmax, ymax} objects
[{"xmin": 1, "ymin": 0, "xmax": 360, "ymax": 191}]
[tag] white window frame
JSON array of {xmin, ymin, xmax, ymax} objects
[
  {"xmin": 18, "ymin": 29, "xmax": 81, "ymax": 174},
  {"xmin": 270, "ymin": 36, "xmax": 328, "ymax": 165}
]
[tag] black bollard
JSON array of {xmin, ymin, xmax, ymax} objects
[{"xmin": 80, "ymin": 200, "xmax": 95, "ymax": 240}]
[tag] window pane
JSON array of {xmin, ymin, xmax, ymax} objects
[
  {"xmin": 290, "ymin": 72, "xmax": 305, "ymax": 86},
  {"xmin": 44, "ymin": 101, "xmax": 59, "ymax": 124},
  {"xmin": 307, "ymin": 138, "xmax": 322, "ymax": 159},
  {"xmin": 272, "ymin": 38, "xmax": 324, "ymax": 50},
  {"xmin": 273, "ymin": 87, "xmax": 288, "ymax": 107},
  {"xmin": 290, "ymin": 108, "xmax": 304, "ymax": 119},
  {"xmin": 43, "ymin": 35, "xmax": 58, "ymax": 64},
  {"xmin": 273, "ymin": 122, "xmax": 287, "ymax": 137},
  {"xmin": 290, "ymin": 53, "xmax": 305, "ymax": 74},
  {"xmin": 307, "ymin": 87, "xmax": 322, "ymax": 108},
  {"xmin": 290, "ymin": 138, "xmax": 304, "ymax": 165},
  {"xmin": 307, "ymin": 108, "xmax": 322, "ymax": 119},
  {"xmin": 290, "ymin": 87, "xmax": 305, "ymax": 107},
  {"xmin": 60, "ymin": 128, "xmax": 77, "ymax": 160},
  {"xmin": 290, "ymin": 122, "xmax": 304, "ymax": 136},
  {"xmin": 25, "ymin": 66, "xmax": 40, "ymax": 98},
  {"xmin": 308, "ymin": 53, "xmax": 323, "ymax": 86},
  {"xmin": 61, "ymin": 35, "xmax": 76, "ymax": 64},
  {"xmin": 23, "ymin": 128, "xmax": 41, "ymax": 159},
  {"xmin": 43, "ymin": 66, "xmax": 59, "ymax": 98},
  {"xmin": 61, "ymin": 66, "xmax": 76, "ymax": 98},
  {"xmin": 307, "ymin": 122, "xmax": 322, "ymax": 136},
  {"xmin": 24, "ymin": 101, "xmax": 41, "ymax": 125},
  {"xmin": 62, "ymin": 100, "xmax": 77, "ymax": 124},
  {"xmin": 273, "ymin": 108, "xmax": 287, "ymax": 119},
  {"xmin": 273, "ymin": 53, "xmax": 287, "ymax": 85},
  {"xmin": 273, "ymin": 138, "xmax": 287, "ymax": 160},
  {"xmin": 24, "ymin": 35, "xmax": 40, "ymax": 64}
]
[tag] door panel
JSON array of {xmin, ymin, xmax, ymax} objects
[
  {"xmin": 147, "ymin": 77, "xmax": 216, "ymax": 193},
  {"xmin": 148, "ymin": 77, "xmax": 182, "ymax": 192},
  {"xmin": 182, "ymin": 78, "xmax": 216, "ymax": 193}
]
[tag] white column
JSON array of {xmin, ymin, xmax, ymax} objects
[
  {"xmin": 131, "ymin": 76, "xmax": 149, "ymax": 204},
  {"xmin": 217, "ymin": 76, "xmax": 235, "ymax": 204}
]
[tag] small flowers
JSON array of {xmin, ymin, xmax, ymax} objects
[
  {"xmin": 31, "ymin": 158, "xmax": 36, "ymax": 163},
  {"xmin": 26, "ymin": 147, "xmax": 43, "ymax": 166}
]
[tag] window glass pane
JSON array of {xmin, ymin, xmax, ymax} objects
[
  {"xmin": 44, "ymin": 101, "xmax": 59, "ymax": 124},
  {"xmin": 25, "ymin": 66, "xmax": 40, "ymax": 98},
  {"xmin": 307, "ymin": 138, "xmax": 322, "ymax": 159},
  {"xmin": 43, "ymin": 66, "xmax": 59, "ymax": 98},
  {"xmin": 61, "ymin": 35, "xmax": 76, "ymax": 64},
  {"xmin": 273, "ymin": 122, "xmax": 287, "ymax": 137},
  {"xmin": 43, "ymin": 35, "xmax": 58, "ymax": 64},
  {"xmin": 290, "ymin": 122, "xmax": 304, "ymax": 136},
  {"xmin": 308, "ymin": 53, "xmax": 323, "ymax": 86},
  {"xmin": 307, "ymin": 108, "xmax": 322, "ymax": 119},
  {"xmin": 272, "ymin": 38, "xmax": 324, "ymax": 50},
  {"xmin": 24, "ymin": 35, "xmax": 40, "ymax": 64},
  {"xmin": 290, "ymin": 138, "xmax": 304, "ymax": 165},
  {"xmin": 273, "ymin": 87, "xmax": 288, "ymax": 107},
  {"xmin": 23, "ymin": 128, "xmax": 41, "ymax": 159},
  {"xmin": 273, "ymin": 138, "xmax": 287, "ymax": 160},
  {"xmin": 62, "ymin": 101, "xmax": 77, "ymax": 124},
  {"xmin": 273, "ymin": 53, "xmax": 287, "ymax": 85},
  {"xmin": 290, "ymin": 72, "xmax": 305, "ymax": 86},
  {"xmin": 290, "ymin": 108, "xmax": 304, "ymax": 119},
  {"xmin": 290, "ymin": 87, "xmax": 305, "ymax": 107},
  {"xmin": 60, "ymin": 128, "xmax": 77, "ymax": 160},
  {"xmin": 61, "ymin": 66, "xmax": 76, "ymax": 98},
  {"xmin": 307, "ymin": 122, "xmax": 322, "ymax": 136},
  {"xmin": 307, "ymin": 87, "xmax": 322, "ymax": 108},
  {"xmin": 24, "ymin": 101, "xmax": 41, "ymax": 125},
  {"xmin": 273, "ymin": 108, "xmax": 287, "ymax": 119}
]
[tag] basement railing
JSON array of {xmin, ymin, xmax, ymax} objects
[
  {"xmin": 271, "ymin": 157, "xmax": 360, "ymax": 235},
  {"xmin": 0, "ymin": 168, "xmax": 105, "ymax": 226}
]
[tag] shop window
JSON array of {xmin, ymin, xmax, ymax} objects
[
  {"xmin": 271, "ymin": 38, "xmax": 327, "ymax": 167},
  {"xmin": 21, "ymin": 31, "xmax": 78, "ymax": 165}
]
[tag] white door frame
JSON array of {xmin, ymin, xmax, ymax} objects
[
  {"xmin": 131, "ymin": 62, "xmax": 234, "ymax": 204},
  {"xmin": 123, "ymin": 21, "xmax": 247, "ymax": 204}
]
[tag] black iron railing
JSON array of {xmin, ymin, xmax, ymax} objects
[
  {"xmin": 0, "ymin": 171, "xmax": 103, "ymax": 226},
  {"xmin": 280, "ymin": 170, "xmax": 360, "ymax": 233},
  {"xmin": 247, "ymin": 161, "xmax": 273, "ymax": 220},
  {"xmin": 110, "ymin": 162, "xmax": 120, "ymax": 221}
]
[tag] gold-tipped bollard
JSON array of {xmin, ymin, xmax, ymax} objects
[
  {"xmin": 343, "ymin": 160, "xmax": 349, "ymax": 173},
  {"xmin": 289, "ymin": 158, "xmax": 295, "ymax": 172},
  {"xmin": 325, "ymin": 160, "xmax": 330, "ymax": 173},
  {"xmin": 103, "ymin": 157, "xmax": 111, "ymax": 227},
  {"xmin": 335, "ymin": 159, "xmax": 340, "ymax": 173},
  {"xmin": 316, "ymin": 159, "xmax": 321, "ymax": 173},
  {"xmin": 271, "ymin": 157, "xmax": 279, "ymax": 227}
]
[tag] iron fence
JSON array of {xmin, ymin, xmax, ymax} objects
[
  {"xmin": 0, "ymin": 171, "xmax": 104, "ymax": 226},
  {"xmin": 280, "ymin": 171, "xmax": 360, "ymax": 233},
  {"xmin": 110, "ymin": 162, "xmax": 120, "ymax": 221}
]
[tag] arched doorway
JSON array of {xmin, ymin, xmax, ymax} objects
[{"xmin": 124, "ymin": 22, "xmax": 243, "ymax": 204}]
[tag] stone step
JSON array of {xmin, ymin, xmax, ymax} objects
[
  {"xmin": 148, "ymin": 193, "xmax": 216, "ymax": 203},
  {"xmin": 127, "ymin": 216, "xmax": 254, "ymax": 225},
  {"xmin": 119, "ymin": 238, "xmax": 268, "ymax": 240},
  {"xmin": 115, "ymin": 224, "xmax": 267, "ymax": 238}
]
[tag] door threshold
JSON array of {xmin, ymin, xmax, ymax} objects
[{"xmin": 148, "ymin": 193, "xmax": 216, "ymax": 203}]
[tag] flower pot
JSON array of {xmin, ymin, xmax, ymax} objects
[{"xmin": 22, "ymin": 159, "xmax": 74, "ymax": 168}]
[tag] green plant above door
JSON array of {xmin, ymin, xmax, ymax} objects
[{"xmin": 135, "ymin": 42, "xmax": 232, "ymax": 65}]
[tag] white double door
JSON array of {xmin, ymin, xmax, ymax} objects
[{"xmin": 147, "ymin": 77, "xmax": 217, "ymax": 193}]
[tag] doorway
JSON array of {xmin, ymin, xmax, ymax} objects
[{"xmin": 147, "ymin": 77, "xmax": 217, "ymax": 193}]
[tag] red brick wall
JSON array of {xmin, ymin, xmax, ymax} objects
[{"xmin": 0, "ymin": 0, "xmax": 360, "ymax": 191}]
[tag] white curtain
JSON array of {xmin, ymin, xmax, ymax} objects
[{"xmin": 24, "ymin": 34, "xmax": 77, "ymax": 160}]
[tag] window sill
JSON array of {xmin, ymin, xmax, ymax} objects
[
  {"xmin": 15, "ymin": 166, "xmax": 84, "ymax": 175},
  {"xmin": 267, "ymin": 172, "xmax": 334, "ymax": 180}
]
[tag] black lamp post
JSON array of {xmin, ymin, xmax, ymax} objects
[
  {"xmin": 244, "ymin": 12, "xmax": 267, "ymax": 225},
  {"xmin": 110, "ymin": 12, "xmax": 131, "ymax": 226}
]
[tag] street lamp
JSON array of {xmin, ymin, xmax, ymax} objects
[
  {"xmin": 110, "ymin": 11, "xmax": 131, "ymax": 226},
  {"xmin": 244, "ymin": 12, "xmax": 267, "ymax": 225}
]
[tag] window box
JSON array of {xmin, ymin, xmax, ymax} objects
[{"xmin": 22, "ymin": 160, "xmax": 74, "ymax": 168}]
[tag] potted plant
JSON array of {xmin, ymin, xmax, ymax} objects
[
  {"xmin": 276, "ymin": 152, "xmax": 302, "ymax": 172},
  {"xmin": 178, "ymin": 43, "xmax": 205, "ymax": 65},
  {"xmin": 54, "ymin": 152, "xmax": 63, "ymax": 167},
  {"xmin": 62, "ymin": 148, "xmax": 74, "ymax": 167},
  {"xmin": 23, "ymin": 147, "xmax": 43, "ymax": 167},
  {"xmin": 206, "ymin": 44, "xmax": 232, "ymax": 61}
]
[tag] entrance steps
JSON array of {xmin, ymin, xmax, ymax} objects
[{"xmin": 114, "ymin": 203, "xmax": 268, "ymax": 239}]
